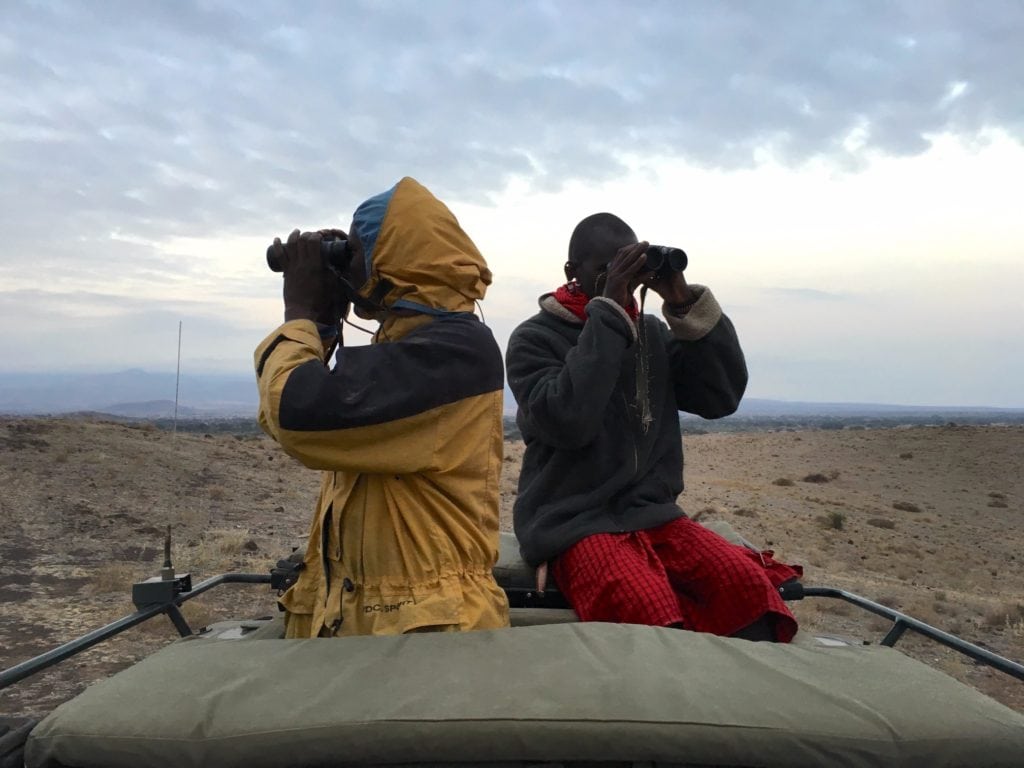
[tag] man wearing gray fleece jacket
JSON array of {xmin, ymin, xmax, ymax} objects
[{"xmin": 506, "ymin": 213, "xmax": 799, "ymax": 642}]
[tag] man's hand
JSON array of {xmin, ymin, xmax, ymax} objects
[
  {"xmin": 278, "ymin": 229, "xmax": 346, "ymax": 325},
  {"xmin": 642, "ymin": 267, "xmax": 693, "ymax": 307},
  {"xmin": 601, "ymin": 241, "xmax": 650, "ymax": 308},
  {"xmin": 317, "ymin": 227, "xmax": 349, "ymax": 243}
]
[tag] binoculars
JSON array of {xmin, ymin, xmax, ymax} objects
[
  {"xmin": 266, "ymin": 239, "xmax": 352, "ymax": 274},
  {"xmin": 266, "ymin": 238, "xmax": 686, "ymax": 280},
  {"xmin": 642, "ymin": 245, "xmax": 688, "ymax": 276}
]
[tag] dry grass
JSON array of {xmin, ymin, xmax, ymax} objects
[
  {"xmin": 867, "ymin": 517, "xmax": 897, "ymax": 529},
  {"xmin": 817, "ymin": 599, "xmax": 853, "ymax": 616},
  {"xmin": 88, "ymin": 563, "xmax": 141, "ymax": 595},
  {"xmin": 212, "ymin": 530, "xmax": 252, "ymax": 554},
  {"xmin": 892, "ymin": 500, "xmax": 922, "ymax": 513},
  {"xmin": 983, "ymin": 602, "xmax": 1024, "ymax": 629},
  {"xmin": 187, "ymin": 529, "xmax": 259, "ymax": 573},
  {"xmin": 175, "ymin": 503, "xmax": 213, "ymax": 532},
  {"xmin": 895, "ymin": 566, "xmax": 916, "ymax": 582},
  {"xmin": 691, "ymin": 506, "xmax": 721, "ymax": 522},
  {"xmin": 802, "ymin": 547, "xmax": 827, "ymax": 568},
  {"xmin": 889, "ymin": 543, "xmax": 922, "ymax": 557},
  {"xmin": 771, "ymin": 477, "xmax": 795, "ymax": 487},
  {"xmin": 819, "ymin": 511, "xmax": 845, "ymax": 530},
  {"xmin": 867, "ymin": 616, "xmax": 892, "ymax": 633},
  {"xmin": 803, "ymin": 473, "xmax": 831, "ymax": 484}
]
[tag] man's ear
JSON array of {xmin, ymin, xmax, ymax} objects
[{"xmin": 564, "ymin": 261, "xmax": 576, "ymax": 282}]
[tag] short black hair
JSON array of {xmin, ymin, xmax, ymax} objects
[{"xmin": 568, "ymin": 213, "xmax": 636, "ymax": 265}]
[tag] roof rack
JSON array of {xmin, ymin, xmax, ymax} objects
[{"xmin": 2, "ymin": 570, "xmax": 1022, "ymax": 692}]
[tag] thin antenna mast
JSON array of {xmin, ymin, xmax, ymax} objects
[{"xmin": 173, "ymin": 321, "xmax": 182, "ymax": 436}]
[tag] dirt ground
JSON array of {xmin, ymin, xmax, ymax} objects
[{"xmin": 1, "ymin": 418, "xmax": 1021, "ymax": 719}]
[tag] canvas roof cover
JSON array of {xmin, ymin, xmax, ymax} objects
[{"xmin": 27, "ymin": 622, "xmax": 1024, "ymax": 768}]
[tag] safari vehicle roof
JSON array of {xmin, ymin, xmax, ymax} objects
[
  {"xmin": 17, "ymin": 525, "xmax": 1024, "ymax": 767},
  {"xmin": 26, "ymin": 620, "xmax": 1024, "ymax": 768}
]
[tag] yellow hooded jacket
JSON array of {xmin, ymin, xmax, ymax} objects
[{"xmin": 254, "ymin": 177, "xmax": 509, "ymax": 637}]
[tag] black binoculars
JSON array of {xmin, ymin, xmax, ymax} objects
[
  {"xmin": 266, "ymin": 239, "xmax": 352, "ymax": 274},
  {"xmin": 643, "ymin": 245, "xmax": 688, "ymax": 276}
]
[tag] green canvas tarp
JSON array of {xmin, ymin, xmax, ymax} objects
[{"xmin": 27, "ymin": 622, "xmax": 1024, "ymax": 768}]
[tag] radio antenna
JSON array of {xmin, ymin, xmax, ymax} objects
[
  {"xmin": 173, "ymin": 320, "xmax": 182, "ymax": 437},
  {"xmin": 161, "ymin": 525, "xmax": 175, "ymax": 580}
]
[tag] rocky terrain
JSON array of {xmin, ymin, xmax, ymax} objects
[{"xmin": 1, "ymin": 417, "xmax": 1021, "ymax": 718}]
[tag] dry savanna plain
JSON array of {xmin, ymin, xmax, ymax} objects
[{"xmin": 1, "ymin": 417, "xmax": 1022, "ymax": 720}]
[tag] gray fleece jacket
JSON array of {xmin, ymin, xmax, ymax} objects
[{"xmin": 506, "ymin": 286, "xmax": 748, "ymax": 566}]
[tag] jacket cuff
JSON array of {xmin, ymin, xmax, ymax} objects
[
  {"xmin": 662, "ymin": 285, "xmax": 722, "ymax": 341},
  {"xmin": 587, "ymin": 296, "xmax": 638, "ymax": 344}
]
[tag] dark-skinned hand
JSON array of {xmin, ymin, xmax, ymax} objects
[
  {"xmin": 600, "ymin": 241, "xmax": 650, "ymax": 309},
  {"xmin": 276, "ymin": 229, "xmax": 347, "ymax": 325},
  {"xmin": 642, "ymin": 267, "xmax": 693, "ymax": 306}
]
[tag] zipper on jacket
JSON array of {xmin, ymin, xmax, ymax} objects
[{"xmin": 620, "ymin": 393, "xmax": 639, "ymax": 477}]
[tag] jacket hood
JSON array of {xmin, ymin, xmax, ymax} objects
[{"xmin": 351, "ymin": 177, "xmax": 492, "ymax": 317}]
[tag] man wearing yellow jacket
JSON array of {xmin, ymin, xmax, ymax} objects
[{"xmin": 255, "ymin": 177, "xmax": 509, "ymax": 637}]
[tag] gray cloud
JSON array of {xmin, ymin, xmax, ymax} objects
[
  {"xmin": 0, "ymin": 287, "xmax": 265, "ymax": 372},
  {"xmin": 2, "ymin": 0, "xmax": 1023, "ymax": 406},
  {"xmin": 2, "ymin": 0, "xmax": 1021, "ymax": 260}
]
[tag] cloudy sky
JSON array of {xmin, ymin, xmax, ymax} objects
[{"xmin": 2, "ymin": 0, "xmax": 1022, "ymax": 406}]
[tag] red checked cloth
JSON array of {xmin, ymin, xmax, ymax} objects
[{"xmin": 551, "ymin": 516, "xmax": 800, "ymax": 642}]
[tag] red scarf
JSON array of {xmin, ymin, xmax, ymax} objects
[{"xmin": 552, "ymin": 282, "xmax": 638, "ymax": 321}]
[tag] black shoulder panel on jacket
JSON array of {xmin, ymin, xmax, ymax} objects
[
  {"xmin": 279, "ymin": 315, "xmax": 503, "ymax": 431},
  {"xmin": 256, "ymin": 334, "xmax": 289, "ymax": 378}
]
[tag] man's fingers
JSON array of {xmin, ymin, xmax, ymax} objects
[
  {"xmin": 280, "ymin": 229, "xmax": 328, "ymax": 275},
  {"xmin": 609, "ymin": 241, "xmax": 650, "ymax": 274},
  {"xmin": 629, "ymin": 241, "xmax": 650, "ymax": 264},
  {"xmin": 296, "ymin": 230, "xmax": 323, "ymax": 261},
  {"xmin": 614, "ymin": 241, "xmax": 648, "ymax": 260},
  {"xmin": 318, "ymin": 228, "xmax": 348, "ymax": 240},
  {"xmin": 608, "ymin": 252, "xmax": 637, "ymax": 276},
  {"xmin": 269, "ymin": 237, "xmax": 287, "ymax": 272},
  {"xmin": 617, "ymin": 250, "xmax": 650, "ymax": 277}
]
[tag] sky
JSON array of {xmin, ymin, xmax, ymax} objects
[{"xmin": 1, "ymin": 0, "xmax": 1022, "ymax": 407}]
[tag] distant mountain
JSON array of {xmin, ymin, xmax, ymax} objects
[
  {"xmin": 0, "ymin": 370, "xmax": 256, "ymax": 417},
  {"xmin": 685, "ymin": 397, "xmax": 1024, "ymax": 433},
  {"xmin": 4, "ymin": 372, "xmax": 1022, "ymax": 426},
  {"xmin": 732, "ymin": 397, "xmax": 1021, "ymax": 418},
  {"xmin": 501, "ymin": 387, "xmax": 1022, "ymax": 420},
  {"xmin": 98, "ymin": 400, "xmax": 237, "ymax": 419}
]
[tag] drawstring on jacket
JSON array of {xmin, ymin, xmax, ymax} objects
[{"xmin": 636, "ymin": 286, "xmax": 652, "ymax": 433}]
